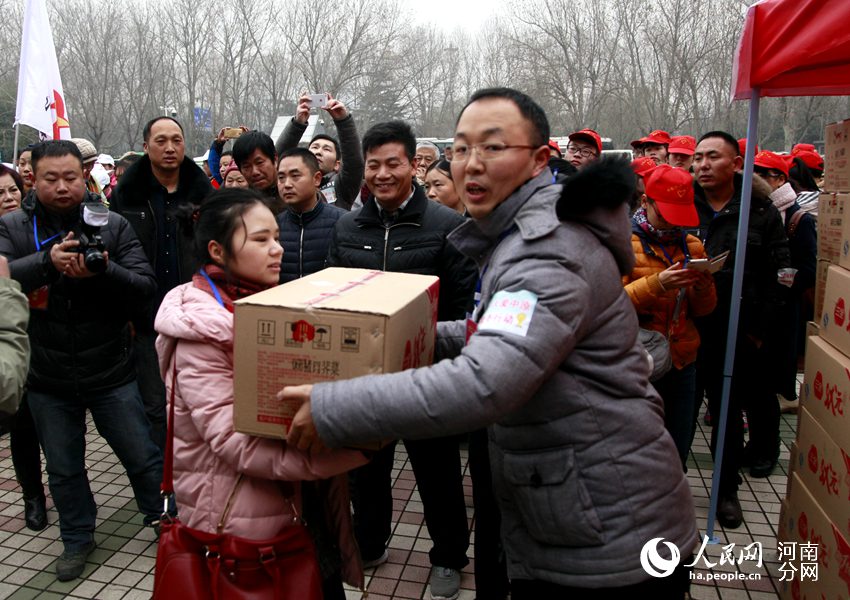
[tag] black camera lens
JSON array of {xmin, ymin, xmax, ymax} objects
[{"xmin": 84, "ymin": 248, "xmax": 107, "ymax": 273}]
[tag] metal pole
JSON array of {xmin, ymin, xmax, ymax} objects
[
  {"xmin": 705, "ymin": 87, "xmax": 760, "ymax": 541},
  {"xmin": 12, "ymin": 123, "xmax": 20, "ymax": 167}
]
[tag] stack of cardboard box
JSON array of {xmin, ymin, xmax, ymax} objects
[{"xmin": 778, "ymin": 119, "xmax": 850, "ymax": 600}]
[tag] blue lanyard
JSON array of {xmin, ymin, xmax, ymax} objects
[
  {"xmin": 472, "ymin": 224, "xmax": 519, "ymax": 311},
  {"xmin": 32, "ymin": 215, "xmax": 62, "ymax": 252},
  {"xmin": 199, "ymin": 268, "xmax": 225, "ymax": 308}
]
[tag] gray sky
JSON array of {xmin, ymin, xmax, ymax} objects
[{"xmin": 405, "ymin": 0, "xmax": 504, "ymax": 34}]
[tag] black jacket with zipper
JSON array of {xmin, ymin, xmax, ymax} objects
[
  {"xmin": 109, "ymin": 154, "xmax": 212, "ymax": 328},
  {"xmin": 326, "ymin": 184, "xmax": 477, "ymax": 320},
  {"xmin": 0, "ymin": 192, "xmax": 156, "ymax": 394},
  {"xmin": 277, "ymin": 194, "xmax": 345, "ymax": 283}
]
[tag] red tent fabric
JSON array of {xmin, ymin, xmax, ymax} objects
[{"xmin": 732, "ymin": 0, "xmax": 850, "ymax": 100}]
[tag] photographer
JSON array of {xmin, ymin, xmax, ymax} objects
[
  {"xmin": 0, "ymin": 140, "xmax": 163, "ymax": 583},
  {"xmin": 275, "ymin": 94, "xmax": 364, "ymax": 210}
]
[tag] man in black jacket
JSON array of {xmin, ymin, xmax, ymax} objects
[
  {"xmin": 275, "ymin": 95, "xmax": 364, "ymax": 211},
  {"xmin": 276, "ymin": 148, "xmax": 344, "ymax": 283},
  {"xmin": 110, "ymin": 116, "xmax": 212, "ymax": 450},
  {"xmin": 327, "ymin": 121, "xmax": 477, "ymax": 600},
  {"xmin": 692, "ymin": 131, "xmax": 791, "ymax": 530},
  {"xmin": 0, "ymin": 141, "xmax": 163, "ymax": 582}
]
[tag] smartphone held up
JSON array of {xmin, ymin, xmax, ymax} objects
[{"xmin": 307, "ymin": 93, "xmax": 329, "ymax": 109}]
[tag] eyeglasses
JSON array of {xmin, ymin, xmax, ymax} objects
[
  {"xmin": 446, "ymin": 143, "xmax": 537, "ymax": 163},
  {"xmin": 566, "ymin": 145, "xmax": 598, "ymax": 158}
]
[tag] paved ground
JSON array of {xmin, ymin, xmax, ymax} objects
[{"xmin": 0, "ymin": 389, "xmax": 801, "ymax": 599}]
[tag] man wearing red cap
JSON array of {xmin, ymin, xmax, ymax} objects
[
  {"xmin": 624, "ymin": 165, "xmax": 717, "ymax": 469},
  {"xmin": 641, "ymin": 130, "xmax": 671, "ymax": 165},
  {"xmin": 566, "ymin": 128, "xmax": 601, "ymax": 170},
  {"xmin": 668, "ymin": 136, "xmax": 696, "ymax": 171},
  {"xmin": 692, "ymin": 131, "xmax": 791, "ymax": 529}
]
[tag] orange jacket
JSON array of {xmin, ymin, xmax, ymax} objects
[{"xmin": 623, "ymin": 230, "xmax": 717, "ymax": 369}]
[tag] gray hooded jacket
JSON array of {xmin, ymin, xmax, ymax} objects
[{"xmin": 311, "ymin": 169, "xmax": 698, "ymax": 587}]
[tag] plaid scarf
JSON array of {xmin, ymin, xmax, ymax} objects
[
  {"xmin": 192, "ymin": 264, "xmax": 272, "ymax": 313},
  {"xmin": 633, "ymin": 207, "xmax": 685, "ymax": 246}
]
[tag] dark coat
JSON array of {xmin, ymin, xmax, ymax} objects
[
  {"xmin": 327, "ymin": 185, "xmax": 477, "ymax": 320},
  {"xmin": 692, "ymin": 173, "xmax": 791, "ymax": 346},
  {"xmin": 277, "ymin": 195, "xmax": 345, "ymax": 283},
  {"xmin": 109, "ymin": 154, "xmax": 212, "ymax": 326},
  {"xmin": 0, "ymin": 192, "xmax": 156, "ymax": 394}
]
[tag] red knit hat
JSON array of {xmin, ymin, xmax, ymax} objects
[{"xmin": 644, "ymin": 164, "xmax": 698, "ymax": 227}]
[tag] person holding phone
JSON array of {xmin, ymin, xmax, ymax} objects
[
  {"xmin": 622, "ymin": 164, "xmax": 717, "ymax": 470},
  {"xmin": 275, "ymin": 93, "xmax": 364, "ymax": 211}
]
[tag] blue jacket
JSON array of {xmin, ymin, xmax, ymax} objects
[{"xmin": 277, "ymin": 196, "xmax": 344, "ymax": 283}]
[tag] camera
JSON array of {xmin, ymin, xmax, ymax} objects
[
  {"xmin": 307, "ymin": 93, "xmax": 329, "ymax": 109},
  {"xmin": 75, "ymin": 203, "xmax": 109, "ymax": 273}
]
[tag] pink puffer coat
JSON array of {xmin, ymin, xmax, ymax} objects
[{"xmin": 154, "ymin": 282, "xmax": 368, "ymax": 541}]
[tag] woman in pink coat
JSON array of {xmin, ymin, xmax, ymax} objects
[{"xmin": 155, "ymin": 188, "xmax": 368, "ymax": 597}]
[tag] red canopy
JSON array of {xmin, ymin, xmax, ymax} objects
[{"xmin": 731, "ymin": 0, "xmax": 850, "ymax": 100}]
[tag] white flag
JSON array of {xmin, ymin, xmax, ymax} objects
[{"xmin": 14, "ymin": 0, "xmax": 70, "ymax": 140}]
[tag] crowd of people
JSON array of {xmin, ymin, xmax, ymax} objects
[{"xmin": 0, "ymin": 86, "xmax": 824, "ymax": 599}]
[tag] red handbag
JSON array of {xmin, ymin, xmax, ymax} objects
[{"xmin": 153, "ymin": 362, "xmax": 323, "ymax": 600}]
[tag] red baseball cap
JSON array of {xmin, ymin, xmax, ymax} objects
[
  {"xmin": 791, "ymin": 149, "xmax": 824, "ymax": 172},
  {"xmin": 753, "ymin": 150, "xmax": 790, "ymax": 178},
  {"xmin": 737, "ymin": 138, "xmax": 758, "ymax": 157},
  {"xmin": 641, "ymin": 130, "xmax": 672, "ymax": 146},
  {"xmin": 630, "ymin": 157, "xmax": 658, "ymax": 179},
  {"xmin": 792, "ymin": 143, "xmax": 817, "ymax": 155},
  {"xmin": 668, "ymin": 136, "xmax": 696, "ymax": 156},
  {"xmin": 547, "ymin": 139, "xmax": 562, "ymax": 157},
  {"xmin": 644, "ymin": 164, "xmax": 698, "ymax": 227},
  {"xmin": 568, "ymin": 129, "xmax": 602, "ymax": 153}
]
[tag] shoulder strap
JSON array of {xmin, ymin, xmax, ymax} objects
[{"xmin": 787, "ymin": 209, "xmax": 805, "ymax": 238}]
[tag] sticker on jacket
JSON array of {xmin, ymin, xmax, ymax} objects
[
  {"xmin": 320, "ymin": 184, "xmax": 337, "ymax": 205},
  {"xmin": 478, "ymin": 290, "xmax": 538, "ymax": 337}
]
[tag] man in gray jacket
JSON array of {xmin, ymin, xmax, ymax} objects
[
  {"xmin": 275, "ymin": 94, "xmax": 364, "ymax": 210},
  {"xmin": 283, "ymin": 88, "xmax": 698, "ymax": 597}
]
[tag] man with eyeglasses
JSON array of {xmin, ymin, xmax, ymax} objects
[
  {"xmin": 285, "ymin": 88, "xmax": 699, "ymax": 599},
  {"xmin": 326, "ymin": 120, "xmax": 477, "ymax": 600},
  {"xmin": 565, "ymin": 128, "xmax": 602, "ymax": 170}
]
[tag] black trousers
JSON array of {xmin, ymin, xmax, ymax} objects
[
  {"xmin": 10, "ymin": 395, "xmax": 44, "ymax": 500},
  {"xmin": 133, "ymin": 331, "xmax": 167, "ymax": 451},
  {"xmin": 350, "ymin": 436, "xmax": 470, "ymax": 570},
  {"xmin": 468, "ymin": 429, "xmax": 509, "ymax": 600},
  {"xmin": 699, "ymin": 336, "xmax": 780, "ymax": 495}
]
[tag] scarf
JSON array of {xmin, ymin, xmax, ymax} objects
[
  {"xmin": 192, "ymin": 263, "xmax": 272, "ymax": 313},
  {"xmin": 633, "ymin": 206, "xmax": 685, "ymax": 246},
  {"xmin": 770, "ymin": 182, "xmax": 797, "ymax": 221}
]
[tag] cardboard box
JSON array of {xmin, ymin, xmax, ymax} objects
[
  {"xmin": 232, "ymin": 268, "xmax": 440, "ymax": 439},
  {"xmin": 806, "ymin": 321, "xmax": 820, "ymax": 341},
  {"xmin": 816, "ymin": 260, "xmax": 833, "ymax": 324},
  {"xmin": 777, "ymin": 473, "xmax": 850, "ymax": 600},
  {"xmin": 820, "ymin": 265, "xmax": 850, "ymax": 356},
  {"xmin": 825, "ymin": 119, "xmax": 850, "ymax": 193},
  {"xmin": 802, "ymin": 336, "xmax": 850, "ymax": 458},
  {"xmin": 793, "ymin": 407, "xmax": 850, "ymax": 542},
  {"xmin": 819, "ymin": 192, "xmax": 844, "ymax": 263}
]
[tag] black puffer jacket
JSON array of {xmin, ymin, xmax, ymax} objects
[
  {"xmin": 327, "ymin": 184, "xmax": 477, "ymax": 320},
  {"xmin": 693, "ymin": 173, "xmax": 791, "ymax": 344},
  {"xmin": 0, "ymin": 193, "xmax": 156, "ymax": 394},
  {"xmin": 110, "ymin": 154, "xmax": 212, "ymax": 326},
  {"xmin": 278, "ymin": 195, "xmax": 345, "ymax": 283}
]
